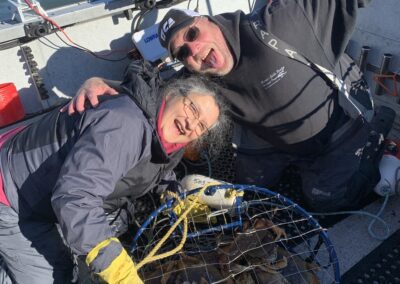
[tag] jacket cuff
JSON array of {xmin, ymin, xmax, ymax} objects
[{"xmin": 86, "ymin": 237, "xmax": 123, "ymax": 273}]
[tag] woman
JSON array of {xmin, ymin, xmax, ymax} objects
[{"xmin": 0, "ymin": 61, "xmax": 228, "ymax": 283}]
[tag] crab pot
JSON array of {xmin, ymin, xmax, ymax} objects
[{"xmin": 0, "ymin": 83, "xmax": 25, "ymax": 127}]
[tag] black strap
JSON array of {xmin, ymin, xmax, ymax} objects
[
  {"xmin": 249, "ymin": 9, "xmax": 341, "ymax": 91},
  {"xmin": 248, "ymin": 8, "xmax": 375, "ymax": 122}
]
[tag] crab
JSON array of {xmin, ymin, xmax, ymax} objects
[
  {"xmin": 143, "ymin": 254, "xmax": 225, "ymax": 284},
  {"xmin": 218, "ymin": 218, "xmax": 287, "ymax": 271},
  {"xmin": 141, "ymin": 218, "xmax": 320, "ymax": 284}
]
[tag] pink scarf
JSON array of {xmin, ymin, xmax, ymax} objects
[{"xmin": 157, "ymin": 100, "xmax": 187, "ymax": 154}]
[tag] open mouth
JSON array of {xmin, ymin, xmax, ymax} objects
[
  {"xmin": 202, "ymin": 49, "xmax": 217, "ymax": 68},
  {"xmin": 174, "ymin": 119, "xmax": 185, "ymax": 135}
]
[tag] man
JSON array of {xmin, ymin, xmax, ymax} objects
[{"xmin": 66, "ymin": 0, "xmax": 388, "ymax": 212}]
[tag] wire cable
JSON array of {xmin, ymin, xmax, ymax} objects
[
  {"xmin": 23, "ymin": 0, "xmax": 130, "ymax": 61},
  {"xmin": 133, "ymin": 8, "xmax": 152, "ymax": 33},
  {"xmin": 201, "ymin": 151, "xmax": 212, "ymax": 177},
  {"xmin": 54, "ymin": 33, "xmax": 128, "ymax": 62},
  {"xmin": 310, "ymin": 192, "xmax": 391, "ymax": 241},
  {"xmin": 186, "ymin": 0, "xmax": 199, "ymax": 12}
]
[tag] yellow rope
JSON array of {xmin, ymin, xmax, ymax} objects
[{"xmin": 136, "ymin": 182, "xmax": 220, "ymax": 270}]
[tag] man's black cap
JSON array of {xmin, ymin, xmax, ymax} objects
[{"xmin": 158, "ymin": 8, "xmax": 200, "ymax": 58}]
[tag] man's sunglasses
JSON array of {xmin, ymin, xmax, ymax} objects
[{"xmin": 173, "ymin": 26, "xmax": 200, "ymax": 62}]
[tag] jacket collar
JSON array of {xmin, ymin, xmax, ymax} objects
[{"xmin": 119, "ymin": 60, "xmax": 180, "ymax": 163}]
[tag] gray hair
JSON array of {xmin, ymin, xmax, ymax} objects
[{"xmin": 161, "ymin": 76, "xmax": 230, "ymax": 155}]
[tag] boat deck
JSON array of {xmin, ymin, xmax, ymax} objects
[{"xmin": 0, "ymin": 0, "xmax": 399, "ymax": 282}]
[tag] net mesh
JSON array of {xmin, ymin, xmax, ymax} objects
[{"xmin": 130, "ymin": 185, "xmax": 339, "ymax": 284}]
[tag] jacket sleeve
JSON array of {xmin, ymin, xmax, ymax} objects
[
  {"xmin": 263, "ymin": 0, "xmax": 370, "ymax": 69},
  {"xmin": 51, "ymin": 98, "xmax": 151, "ymax": 256},
  {"xmin": 103, "ymin": 79, "xmax": 123, "ymax": 92},
  {"xmin": 153, "ymin": 170, "xmax": 180, "ymax": 195}
]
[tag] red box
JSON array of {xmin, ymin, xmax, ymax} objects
[{"xmin": 0, "ymin": 83, "xmax": 25, "ymax": 127}]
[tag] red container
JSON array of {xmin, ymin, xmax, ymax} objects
[{"xmin": 0, "ymin": 83, "xmax": 25, "ymax": 127}]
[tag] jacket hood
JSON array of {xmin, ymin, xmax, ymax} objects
[
  {"xmin": 120, "ymin": 60, "xmax": 163, "ymax": 120},
  {"xmin": 119, "ymin": 60, "xmax": 177, "ymax": 163},
  {"xmin": 206, "ymin": 10, "xmax": 244, "ymax": 71}
]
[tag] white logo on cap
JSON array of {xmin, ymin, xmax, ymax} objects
[{"xmin": 160, "ymin": 18, "xmax": 175, "ymax": 42}]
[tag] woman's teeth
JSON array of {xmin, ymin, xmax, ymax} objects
[{"xmin": 175, "ymin": 120, "xmax": 184, "ymax": 134}]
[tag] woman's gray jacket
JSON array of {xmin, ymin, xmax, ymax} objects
[{"xmin": 0, "ymin": 61, "xmax": 183, "ymax": 257}]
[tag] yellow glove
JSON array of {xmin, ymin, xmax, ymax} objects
[{"xmin": 86, "ymin": 237, "xmax": 143, "ymax": 284}]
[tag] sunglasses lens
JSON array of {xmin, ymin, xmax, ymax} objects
[
  {"xmin": 176, "ymin": 45, "xmax": 190, "ymax": 61},
  {"xmin": 185, "ymin": 26, "xmax": 199, "ymax": 42},
  {"xmin": 173, "ymin": 26, "xmax": 199, "ymax": 61}
]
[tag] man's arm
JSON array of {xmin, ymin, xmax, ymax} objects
[
  {"xmin": 60, "ymin": 77, "xmax": 120, "ymax": 114},
  {"xmin": 61, "ymin": 60, "xmax": 167, "ymax": 115}
]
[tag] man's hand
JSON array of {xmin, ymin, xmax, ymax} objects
[{"xmin": 61, "ymin": 77, "xmax": 118, "ymax": 115}]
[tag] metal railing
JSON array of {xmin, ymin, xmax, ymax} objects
[{"xmin": 358, "ymin": 46, "xmax": 399, "ymax": 101}]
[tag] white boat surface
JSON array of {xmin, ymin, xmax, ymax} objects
[{"xmin": 0, "ymin": 0, "xmax": 400, "ymax": 282}]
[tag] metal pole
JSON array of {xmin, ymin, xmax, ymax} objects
[
  {"xmin": 374, "ymin": 53, "xmax": 392, "ymax": 96},
  {"xmin": 358, "ymin": 46, "xmax": 370, "ymax": 73}
]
